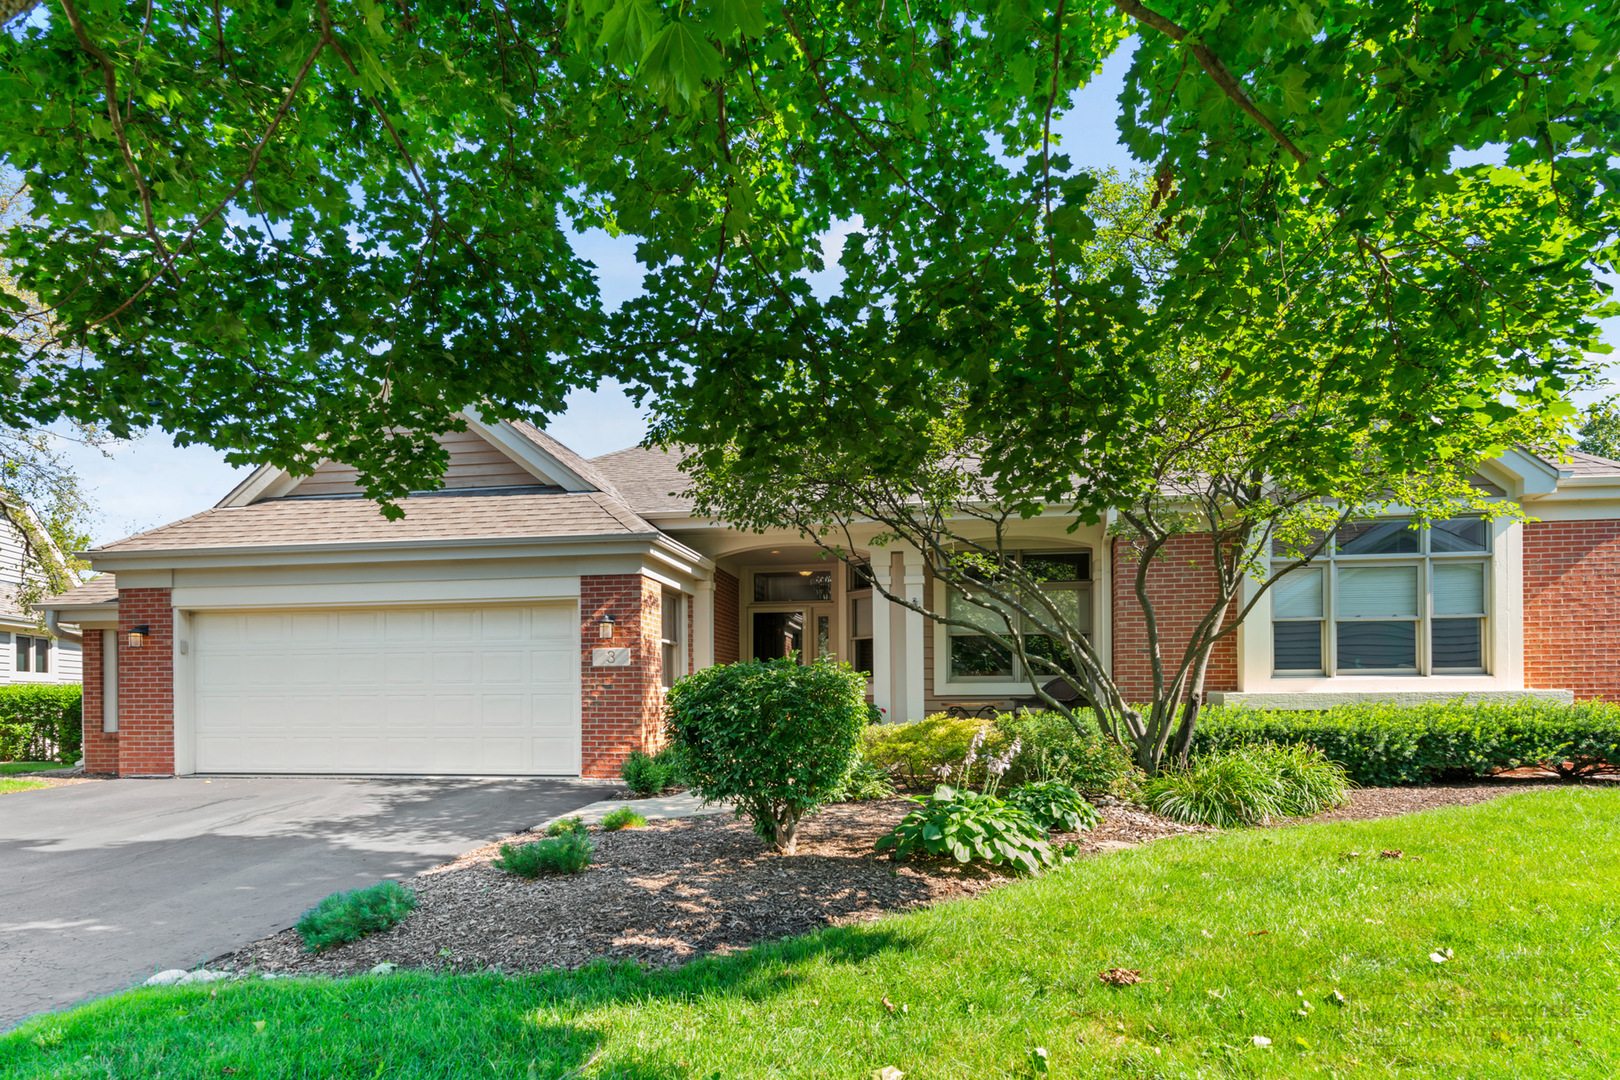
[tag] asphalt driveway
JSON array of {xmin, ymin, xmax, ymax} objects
[{"xmin": 0, "ymin": 775, "xmax": 615, "ymax": 1030}]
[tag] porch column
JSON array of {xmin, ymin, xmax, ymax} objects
[
  {"xmin": 693, "ymin": 578, "xmax": 715, "ymax": 670},
  {"xmin": 898, "ymin": 547, "xmax": 928, "ymax": 722},
  {"xmin": 871, "ymin": 555, "xmax": 892, "ymax": 717}
]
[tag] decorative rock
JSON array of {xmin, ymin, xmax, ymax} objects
[
  {"xmin": 177, "ymin": 969, "xmax": 233, "ymax": 984},
  {"xmin": 145, "ymin": 969, "xmax": 189, "ymax": 987},
  {"xmin": 368, "ymin": 962, "xmax": 398, "ymax": 976}
]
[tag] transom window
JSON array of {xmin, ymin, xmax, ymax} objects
[
  {"xmin": 1271, "ymin": 518, "xmax": 1489, "ymax": 677},
  {"xmin": 947, "ymin": 551, "xmax": 1092, "ymax": 682}
]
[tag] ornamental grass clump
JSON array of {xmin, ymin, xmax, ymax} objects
[
  {"xmin": 295, "ymin": 881, "xmax": 417, "ymax": 953},
  {"xmin": 666, "ymin": 656, "xmax": 868, "ymax": 854},
  {"xmin": 1145, "ymin": 743, "xmax": 1352, "ymax": 827},
  {"xmin": 492, "ymin": 832, "xmax": 593, "ymax": 877}
]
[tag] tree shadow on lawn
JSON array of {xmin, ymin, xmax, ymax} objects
[{"xmin": 4, "ymin": 922, "xmax": 925, "ymax": 1079}]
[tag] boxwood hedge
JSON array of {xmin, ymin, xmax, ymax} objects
[
  {"xmin": 1191, "ymin": 699, "xmax": 1620, "ymax": 786},
  {"xmin": 0, "ymin": 684, "xmax": 82, "ymax": 763}
]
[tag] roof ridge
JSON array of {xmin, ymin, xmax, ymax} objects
[{"xmin": 505, "ymin": 420, "xmax": 622, "ymax": 496}]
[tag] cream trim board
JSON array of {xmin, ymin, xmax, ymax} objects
[
  {"xmin": 173, "ymin": 610, "xmax": 195, "ymax": 776},
  {"xmin": 173, "ymin": 576, "xmax": 582, "ymax": 611}
]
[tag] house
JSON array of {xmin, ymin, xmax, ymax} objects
[
  {"xmin": 0, "ymin": 501, "xmax": 81, "ymax": 686},
  {"xmin": 35, "ymin": 416, "xmax": 1620, "ymax": 778}
]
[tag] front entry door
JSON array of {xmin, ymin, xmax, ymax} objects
[{"xmin": 751, "ymin": 605, "xmax": 834, "ymax": 663}]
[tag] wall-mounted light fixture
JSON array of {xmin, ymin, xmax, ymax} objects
[
  {"xmin": 127, "ymin": 624, "xmax": 151, "ymax": 649},
  {"xmin": 597, "ymin": 613, "xmax": 616, "ymax": 640}
]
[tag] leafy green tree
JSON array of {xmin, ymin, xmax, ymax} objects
[
  {"xmin": 0, "ymin": 1, "xmax": 1611, "ymax": 508},
  {"xmin": 1575, "ymin": 400, "xmax": 1620, "ymax": 461},
  {"xmin": 670, "ymin": 173, "xmax": 1550, "ymax": 775}
]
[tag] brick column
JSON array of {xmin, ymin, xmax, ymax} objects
[
  {"xmin": 1524, "ymin": 520, "xmax": 1620, "ymax": 700},
  {"xmin": 116, "ymin": 588, "xmax": 175, "ymax": 776},
  {"xmin": 579, "ymin": 574, "xmax": 662, "ymax": 778},
  {"xmin": 714, "ymin": 569, "xmax": 740, "ymax": 665},
  {"xmin": 79, "ymin": 629, "xmax": 119, "ymax": 774}
]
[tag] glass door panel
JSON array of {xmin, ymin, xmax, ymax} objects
[{"xmin": 752, "ymin": 610, "xmax": 805, "ymax": 661}]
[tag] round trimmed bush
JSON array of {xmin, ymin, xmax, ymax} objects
[{"xmin": 665, "ymin": 656, "xmax": 868, "ymax": 854}]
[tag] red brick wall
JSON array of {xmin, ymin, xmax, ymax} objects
[
  {"xmin": 115, "ymin": 588, "xmax": 175, "ymax": 776},
  {"xmin": 579, "ymin": 574, "xmax": 663, "ymax": 778},
  {"xmin": 714, "ymin": 569, "xmax": 740, "ymax": 665},
  {"xmin": 1111, "ymin": 537, "xmax": 1239, "ymax": 704},
  {"xmin": 1523, "ymin": 519, "xmax": 1620, "ymax": 700},
  {"xmin": 79, "ymin": 629, "xmax": 118, "ymax": 774}
]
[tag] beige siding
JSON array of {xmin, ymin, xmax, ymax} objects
[{"xmin": 289, "ymin": 429, "xmax": 540, "ymax": 496}]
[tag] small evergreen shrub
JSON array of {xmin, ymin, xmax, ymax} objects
[
  {"xmin": 544, "ymin": 815, "xmax": 586, "ymax": 837},
  {"xmin": 1192, "ymin": 700, "xmax": 1620, "ymax": 786},
  {"xmin": 0, "ymin": 685, "xmax": 83, "ymax": 763},
  {"xmin": 492, "ymin": 833, "xmax": 593, "ymax": 877},
  {"xmin": 876, "ymin": 786, "xmax": 1060, "ymax": 873},
  {"xmin": 295, "ymin": 881, "xmax": 417, "ymax": 953},
  {"xmin": 600, "ymin": 805, "xmax": 648, "ymax": 831},
  {"xmin": 620, "ymin": 746, "xmax": 686, "ymax": 796},
  {"xmin": 1006, "ymin": 780, "xmax": 1102, "ymax": 833},
  {"xmin": 666, "ymin": 656, "xmax": 868, "ymax": 854}
]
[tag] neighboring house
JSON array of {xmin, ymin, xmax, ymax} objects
[
  {"xmin": 35, "ymin": 416, "xmax": 1620, "ymax": 778},
  {"xmin": 0, "ymin": 503, "xmax": 81, "ymax": 686}
]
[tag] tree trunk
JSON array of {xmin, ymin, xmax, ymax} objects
[{"xmin": 773, "ymin": 814, "xmax": 799, "ymax": 855}]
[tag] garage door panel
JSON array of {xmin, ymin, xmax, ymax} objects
[{"xmin": 194, "ymin": 603, "xmax": 580, "ymax": 775}]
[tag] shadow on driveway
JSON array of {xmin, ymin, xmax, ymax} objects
[{"xmin": 0, "ymin": 775, "xmax": 615, "ymax": 1029}]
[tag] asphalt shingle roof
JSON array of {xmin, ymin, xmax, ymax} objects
[
  {"xmin": 589, "ymin": 445, "xmax": 694, "ymax": 516},
  {"xmin": 90, "ymin": 491, "xmax": 658, "ymax": 554},
  {"xmin": 39, "ymin": 574, "xmax": 117, "ymax": 608},
  {"xmin": 1550, "ymin": 450, "xmax": 1620, "ymax": 478}
]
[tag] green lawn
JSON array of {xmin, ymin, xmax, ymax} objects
[
  {"xmin": 0, "ymin": 761, "xmax": 64, "ymax": 775},
  {"xmin": 4, "ymin": 789, "xmax": 1617, "ymax": 1079},
  {"xmin": 0, "ymin": 778, "xmax": 47, "ymax": 794}
]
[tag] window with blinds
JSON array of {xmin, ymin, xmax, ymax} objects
[{"xmin": 1269, "ymin": 518, "xmax": 1488, "ymax": 676}]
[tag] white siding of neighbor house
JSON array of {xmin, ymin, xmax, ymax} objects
[{"xmin": 0, "ymin": 511, "xmax": 82, "ymax": 686}]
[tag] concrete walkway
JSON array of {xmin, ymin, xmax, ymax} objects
[{"xmin": 532, "ymin": 790, "xmax": 733, "ymax": 832}]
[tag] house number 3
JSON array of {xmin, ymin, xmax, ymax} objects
[{"xmin": 591, "ymin": 647, "xmax": 632, "ymax": 667}]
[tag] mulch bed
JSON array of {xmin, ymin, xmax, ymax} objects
[{"xmin": 217, "ymin": 777, "xmax": 1608, "ymax": 979}]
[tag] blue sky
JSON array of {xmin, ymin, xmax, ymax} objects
[{"xmin": 52, "ymin": 43, "xmax": 1618, "ymax": 548}]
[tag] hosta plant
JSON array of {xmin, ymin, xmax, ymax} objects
[
  {"xmin": 875, "ymin": 786, "xmax": 1060, "ymax": 874},
  {"xmin": 1006, "ymin": 780, "xmax": 1102, "ymax": 833}
]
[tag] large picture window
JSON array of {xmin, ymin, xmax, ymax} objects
[
  {"xmin": 947, "ymin": 551, "xmax": 1092, "ymax": 682},
  {"xmin": 1270, "ymin": 518, "xmax": 1488, "ymax": 677}
]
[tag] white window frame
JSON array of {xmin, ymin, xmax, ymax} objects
[
  {"xmin": 1269, "ymin": 518, "xmax": 1491, "ymax": 678},
  {"xmin": 13, "ymin": 633, "xmax": 50, "ymax": 677},
  {"xmin": 660, "ymin": 590, "xmax": 683, "ymax": 689},
  {"xmin": 937, "ymin": 549, "xmax": 1094, "ymax": 691}
]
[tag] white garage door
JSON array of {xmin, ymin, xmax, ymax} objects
[{"xmin": 192, "ymin": 603, "xmax": 580, "ymax": 775}]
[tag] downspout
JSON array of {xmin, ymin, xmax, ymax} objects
[{"xmin": 44, "ymin": 608, "xmax": 81, "ymax": 643}]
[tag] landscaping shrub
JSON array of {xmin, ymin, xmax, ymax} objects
[
  {"xmin": 1246, "ymin": 742, "xmax": 1353, "ymax": 816},
  {"xmin": 993, "ymin": 710, "xmax": 1140, "ymax": 796},
  {"xmin": 543, "ymin": 815, "xmax": 586, "ymax": 837},
  {"xmin": 828, "ymin": 754, "xmax": 897, "ymax": 801},
  {"xmin": 1006, "ymin": 780, "xmax": 1101, "ymax": 833},
  {"xmin": 600, "ymin": 806, "xmax": 648, "ymax": 831},
  {"xmin": 620, "ymin": 745, "xmax": 687, "ymax": 797},
  {"xmin": 666, "ymin": 656, "xmax": 869, "ymax": 854},
  {"xmin": 1192, "ymin": 699, "xmax": 1620, "ymax": 786},
  {"xmin": 875, "ymin": 786, "xmax": 1060, "ymax": 873},
  {"xmin": 861, "ymin": 713, "xmax": 991, "ymax": 787},
  {"xmin": 862, "ymin": 710, "xmax": 1140, "ymax": 796},
  {"xmin": 492, "ymin": 833, "xmax": 593, "ymax": 877},
  {"xmin": 295, "ymin": 881, "xmax": 417, "ymax": 953},
  {"xmin": 0, "ymin": 685, "xmax": 82, "ymax": 764}
]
